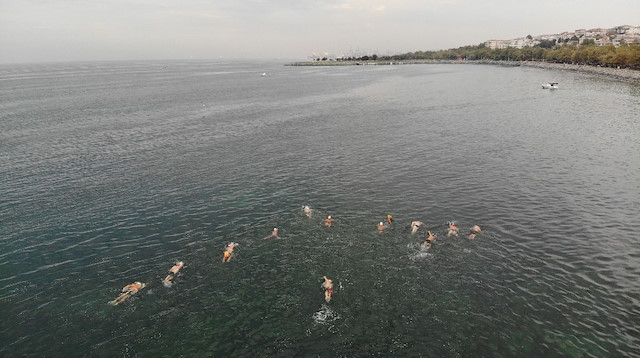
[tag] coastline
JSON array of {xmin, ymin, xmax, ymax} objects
[
  {"xmin": 517, "ymin": 61, "xmax": 640, "ymax": 83},
  {"xmin": 286, "ymin": 60, "xmax": 640, "ymax": 84}
]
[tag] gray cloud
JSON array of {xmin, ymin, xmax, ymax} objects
[{"xmin": 0, "ymin": 0, "xmax": 638, "ymax": 63}]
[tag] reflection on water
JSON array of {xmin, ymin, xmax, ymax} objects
[{"xmin": 1, "ymin": 61, "xmax": 639, "ymax": 357}]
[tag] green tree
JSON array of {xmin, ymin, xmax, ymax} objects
[
  {"xmin": 521, "ymin": 46, "xmax": 535, "ymax": 61},
  {"xmin": 384, "ymin": 41, "xmax": 640, "ymax": 69},
  {"xmin": 537, "ymin": 39, "xmax": 556, "ymax": 49}
]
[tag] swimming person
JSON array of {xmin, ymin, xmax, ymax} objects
[
  {"xmin": 423, "ymin": 230, "xmax": 437, "ymax": 248},
  {"xmin": 447, "ymin": 221, "xmax": 459, "ymax": 237},
  {"xmin": 468, "ymin": 225, "xmax": 482, "ymax": 239},
  {"xmin": 162, "ymin": 261, "xmax": 184, "ymax": 287},
  {"xmin": 303, "ymin": 205, "xmax": 312, "ymax": 218},
  {"xmin": 377, "ymin": 221, "xmax": 388, "ymax": 232},
  {"xmin": 411, "ymin": 221, "xmax": 423, "ymax": 234},
  {"xmin": 108, "ymin": 281, "xmax": 146, "ymax": 305},
  {"xmin": 223, "ymin": 242, "xmax": 238, "ymax": 262},
  {"xmin": 322, "ymin": 276, "xmax": 334, "ymax": 302},
  {"xmin": 385, "ymin": 214, "xmax": 394, "ymax": 225},
  {"xmin": 324, "ymin": 215, "xmax": 334, "ymax": 227},
  {"xmin": 264, "ymin": 228, "xmax": 279, "ymax": 239}
]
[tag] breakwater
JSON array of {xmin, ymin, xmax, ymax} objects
[
  {"xmin": 517, "ymin": 61, "xmax": 640, "ymax": 83},
  {"xmin": 287, "ymin": 59, "xmax": 640, "ymax": 83}
]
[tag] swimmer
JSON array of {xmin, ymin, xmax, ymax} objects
[
  {"xmin": 322, "ymin": 276, "xmax": 334, "ymax": 302},
  {"xmin": 303, "ymin": 205, "xmax": 312, "ymax": 218},
  {"xmin": 264, "ymin": 228, "xmax": 279, "ymax": 239},
  {"xmin": 423, "ymin": 230, "xmax": 437, "ymax": 247},
  {"xmin": 108, "ymin": 281, "xmax": 146, "ymax": 306},
  {"xmin": 222, "ymin": 242, "xmax": 238, "ymax": 262},
  {"xmin": 385, "ymin": 214, "xmax": 394, "ymax": 225},
  {"xmin": 377, "ymin": 221, "xmax": 388, "ymax": 232},
  {"xmin": 447, "ymin": 221, "xmax": 459, "ymax": 237},
  {"xmin": 411, "ymin": 221, "xmax": 423, "ymax": 234},
  {"xmin": 162, "ymin": 261, "xmax": 184, "ymax": 287},
  {"xmin": 468, "ymin": 225, "xmax": 482, "ymax": 239},
  {"xmin": 324, "ymin": 215, "xmax": 334, "ymax": 227}
]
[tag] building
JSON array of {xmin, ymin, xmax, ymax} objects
[
  {"xmin": 484, "ymin": 40, "xmax": 510, "ymax": 49},
  {"xmin": 486, "ymin": 25, "xmax": 640, "ymax": 49}
]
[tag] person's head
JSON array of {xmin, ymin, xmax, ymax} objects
[
  {"xmin": 387, "ymin": 215, "xmax": 392, "ymax": 219},
  {"xmin": 177, "ymin": 261, "xmax": 184, "ymax": 267},
  {"xmin": 328, "ymin": 216, "xmax": 331, "ymax": 219},
  {"xmin": 273, "ymin": 228, "xmax": 278, "ymax": 232}
]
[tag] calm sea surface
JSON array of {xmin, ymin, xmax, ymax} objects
[{"xmin": 1, "ymin": 60, "xmax": 639, "ymax": 357}]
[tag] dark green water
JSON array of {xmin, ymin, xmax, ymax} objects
[{"xmin": 1, "ymin": 61, "xmax": 639, "ymax": 357}]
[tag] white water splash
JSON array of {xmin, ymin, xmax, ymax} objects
[
  {"xmin": 407, "ymin": 242, "xmax": 432, "ymax": 261},
  {"xmin": 312, "ymin": 304, "xmax": 340, "ymax": 325}
]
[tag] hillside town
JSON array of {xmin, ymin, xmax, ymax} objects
[
  {"xmin": 485, "ymin": 25, "xmax": 640, "ymax": 49},
  {"xmin": 298, "ymin": 24, "xmax": 640, "ymax": 77}
]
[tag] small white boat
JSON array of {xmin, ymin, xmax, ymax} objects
[
  {"xmin": 261, "ymin": 72, "xmax": 268, "ymax": 77},
  {"xmin": 542, "ymin": 82, "xmax": 559, "ymax": 89}
]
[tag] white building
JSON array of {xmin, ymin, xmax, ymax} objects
[
  {"xmin": 485, "ymin": 25, "xmax": 639, "ymax": 49},
  {"xmin": 484, "ymin": 40, "xmax": 510, "ymax": 49},
  {"xmin": 616, "ymin": 25, "xmax": 640, "ymax": 34}
]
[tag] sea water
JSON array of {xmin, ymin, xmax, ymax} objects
[{"xmin": 1, "ymin": 60, "xmax": 639, "ymax": 357}]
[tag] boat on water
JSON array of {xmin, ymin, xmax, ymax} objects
[{"xmin": 542, "ymin": 82, "xmax": 559, "ymax": 89}]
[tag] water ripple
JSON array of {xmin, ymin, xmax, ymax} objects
[{"xmin": 1, "ymin": 61, "xmax": 639, "ymax": 357}]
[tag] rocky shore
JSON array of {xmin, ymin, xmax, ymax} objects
[
  {"xmin": 516, "ymin": 61, "xmax": 640, "ymax": 83},
  {"xmin": 287, "ymin": 60, "xmax": 640, "ymax": 84}
]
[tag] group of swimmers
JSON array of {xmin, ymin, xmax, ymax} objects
[
  {"xmin": 304, "ymin": 205, "xmax": 334, "ymax": 228},
  {"xmin": 408, "ymin": 219, "xmax": 482, "ymax": 248},
  {"xmin": 108, "ymin": 260, "xmax": 185, "ymax": 305},
  {"xmin": 108, "ymin": 244, "xmax": 239, "ymax": 305},
  {"xmin": 376, "ymin": 214, "xmax": 395, "ymax": 232},
  {"xmin": 109, "ymin": 205, "xmax": 482, "ymax": 305}
]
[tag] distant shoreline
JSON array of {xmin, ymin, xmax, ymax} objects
[
  {"xmin": 286, "ymin": 60, "xmax": 640, "ymax": 83},
  {"xmin": 516, "ymin": 61, "xmax": 640, "ymax": 83}
]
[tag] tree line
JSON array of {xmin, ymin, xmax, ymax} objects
[{"xmin": 337, "ymin": 43, "xmax": 640, "ymax": 70}]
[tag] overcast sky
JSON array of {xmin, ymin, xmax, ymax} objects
[{"xmin": 1, "ymin": 0, "xmax": 638, "ymax": 63}]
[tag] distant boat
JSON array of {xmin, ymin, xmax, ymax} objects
[
  {"xmin": 542, "ymin": 82, "xmax": 559, "ymax": 89},
  {"xmin": 261, "ymin": 72, "xmax": 268, "ymax": 77}
]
